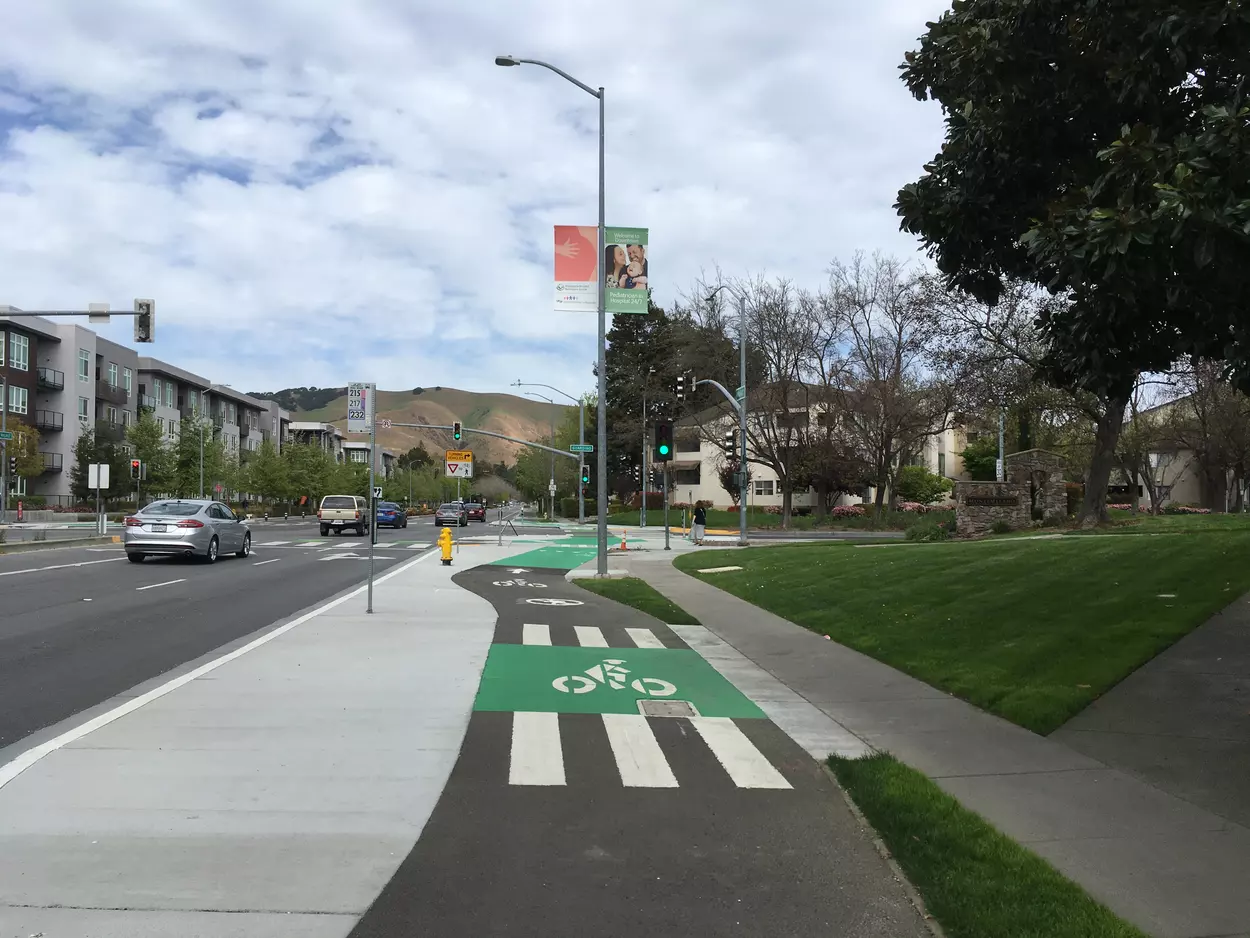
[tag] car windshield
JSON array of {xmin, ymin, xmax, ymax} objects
[
  {"xmin": 466, "ymin": 503, "xmax": 482, "ymax": 510},
  {"xmin": 379, "ymin": 503, "xmax": 398, "ymax": 510},
  {"xmin": 321, "ymin": 496, "xmax": 356, "ymax": 509},
  {"xmin": 141, "ymin": 501, "xmax": 203, "ymax": 517},
  {"xmin": 439, "ymin": 504, "xmax": 460, "ymax": 511}
]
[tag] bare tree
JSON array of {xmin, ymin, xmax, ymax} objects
[
  {"xmin": 826, "ymin": 252, "xmax": 953, "ymax": 518},
  {"xmin": 1162, "ymin": 359, "xmax": 1250, "ymax": 511},
  {"xmin": 1114, "ymin": 378, "xmax": 1186, "ymax": 514}
]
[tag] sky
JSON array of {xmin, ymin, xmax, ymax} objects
[{"xmin": 0, "ymin": 0, "xmax": 951, "ymax": 399}]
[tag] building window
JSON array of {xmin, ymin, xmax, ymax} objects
[
  {"xmin": 188, "ymin": 389, "xmax": 197, "ymax": 411},
  {"xmin": 106, "ymin": 405, "xmax": 118, "ymax": 424},
  {"xmin": 78, "ymin": 349, "xmax": 90, "ymax": 381},
  {"xmin": 165, "ymin": 383, "xmax": 174, "ymax": 408},
  {"xmin": 108, "ymin": 362, "xmax": 119, "ymax": 387},
  {"xmin": 169, "ymin": 420, "xmax": 177, "ymax": 440},
  {"xmin": 938, "ymin": 452, "xmax": 946, "ymax": 477},
  {"xmin": 753, "ymin": 479, "xmax": 775, "ymax": 496},
  {"xmin": 78, "ymin": 397, "xmax": 89, "ymax": 421},
  {"xmin": 123, "ymin": 367, "xmax": 132, "ymax": 394},
  {"xmin": 157, "ymin": 416, "xmax": 164, "ymax": 433},
  {"xmin": 152, "ymin": 377, "xmax": 161, "ymax": 401},
  {"xmin": 6, "ymin": 385, "xmax": 29, "ymax": 415},
  {"xmin": 9, "ymin": 333, "xmax": 29, "ymax": 371},
  {"xmin": 0, "ymin": 330, "xmax": 4, "ymax": 367},
  {"xmin": 123, "ymin": 410, "xmax": 131, "ymax": 427}
]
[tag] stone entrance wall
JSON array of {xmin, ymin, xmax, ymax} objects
[
  {"xmin": 954, "ymin": 481, "xmax": 1029, "ymax": 536},
  {"xmin": 1004, "ymin": 448, "xmax": 1067, "ymax": 522}
]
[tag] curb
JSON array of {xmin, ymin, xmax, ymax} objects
[
  {"xmin": 821, "ymin": 763, "xmax": 946, "ymax": 938},
  {"xmin": 0, "ymin": 535, "xmax": 120, "ymax": 555}
]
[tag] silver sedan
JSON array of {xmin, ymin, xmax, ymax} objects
[{"xmin": 123, "ymin": 499, "xmax": 252, "ymax": 564}]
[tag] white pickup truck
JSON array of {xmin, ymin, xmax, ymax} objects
[{"xmin": 318, "ymin": 495, "xmax": 371, "ymax": 537}]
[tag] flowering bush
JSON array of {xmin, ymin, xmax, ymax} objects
[
  {"xmin": 1163, "ymin": 504, "xmax": 1211, "ymax": 514},
  {"xmin": 831, "ymin": 505, "xmax": 867, "ymax": 518},
  {"xmin": 1107, "ymin": 503, "xmax": 1132, "ymax": 511},
  {"xmin": 897, "ymin": 501, "xmax": 931, "ymax": 513}
]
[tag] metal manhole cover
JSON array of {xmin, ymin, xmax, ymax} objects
[{"xmin": 637, "ymin": 699, "xmax": 699, "ymax": 718}]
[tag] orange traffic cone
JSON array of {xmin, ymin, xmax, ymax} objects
[{"xmin": 620, "ymin": 529, "xmax": 628, "ymax": 550}]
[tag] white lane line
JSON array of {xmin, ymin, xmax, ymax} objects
[
  {"xmin": 626, "ymin": 627, "xmax": 665, "ymax": 649},
  {"xmin": 510, "ymin": 711, "xmax": 565, "ymax": 786},
  {"xmin": 574, "ymin": 626, "xmax": 609, "ymax": 647},
  {"xmin": 690, "ymin": 717, "xmax": 792, "ymax": 790},
  {"xmin": 522, "ymin": 623, "xmax": 551, "ymax": 645},
  {"xmin": 258, "ymin": 540, "xmax": 290, "ymax": 547},
  {"xmin": 252, "ymin": 558, "xmax": 280, "ymax": 567},
  {"xmin": 0, "ymin": 556, "xmax": 127, "ymax": 578},
  {"xmin": 0, "ymin": 547, "xmax": 442, "ymax": 791},
  {"xmin": 405, "ymin": 543, "xmax": 429, "ymax": 550},
  {"xmin": 135, "ymin": 578, "xmax": 186, "ymax": 592},
  {"xmin": 602, "ymin": 714, "xmax": 679, "ymax": 788}
]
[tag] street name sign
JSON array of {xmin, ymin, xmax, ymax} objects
[
  {"xmin": 0, "ymin": 431, "xmax": 12, "ymax": 441},
  {"xmin": 569, "ymin": 443, "xmax": 593, "ymax": 453}
]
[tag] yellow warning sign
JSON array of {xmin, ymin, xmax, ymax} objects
[{"xmin": 445, "ymin": 450, "xmax": 473, "ymax": 462}]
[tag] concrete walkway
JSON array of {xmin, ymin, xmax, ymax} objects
[
  {"xmin": 621, "ymin": 550, "xmax": 1250, "ymax": 938},
  {"xmin": 0, "ymin": 544, "xmax": 515, "ymax": 938}
]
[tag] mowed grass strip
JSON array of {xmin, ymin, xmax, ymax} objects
[
  {"xmin": 831, "ymin": 754, "xmax": 1148, "ymax": 938},
  {"xmin": 674, "ymin": 533, "xmax": 1250, "ymax": 733},
  {"xmin": 576, "ymin": 576, "xmax": 701, "ymax": 625}
]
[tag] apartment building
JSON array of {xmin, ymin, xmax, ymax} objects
[
  {"xmin": 288, "ymin": 421, "xmax": 345, "ymax": 463},
  {"xmin": 342, "ymin": 441, "xmax": 398, "ymax": 479},
  {"xmin": 2, "ymin": 314, "xmax": 297, "ymax": 506}
]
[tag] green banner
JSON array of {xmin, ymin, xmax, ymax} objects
[{"xmin": 604, "ymin": 227, "xmax": 649, "ymax": 315}]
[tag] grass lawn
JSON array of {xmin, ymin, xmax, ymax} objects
[
  {"xmin": 606, "ymin": 507, "xmax": 952, "ymax": 532},
  {"xmin": 673, "ymin": 532, "xmax": 1250, "ymax": 733},
  {"xmin": 831, "ymin": 754, "xmax": 1147, "ymax": 938},
  {"xmin": 1088, "ymin": 509, "xmax": 1250, "ymax": 534},
  {"xmin": 575, "ymin": 576, "xmax": 701, "ymax": 625}
]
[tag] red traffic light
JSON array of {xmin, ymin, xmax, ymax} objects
[{"xmin": 131, "ymin": 460, "xmax": 140, "ymax": 468}]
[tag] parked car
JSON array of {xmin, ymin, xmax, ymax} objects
[
  {"xmin": 123, "ymin": 499, "xmax": 251, "ymax": 564},
  {"xmin": 376, "ymin": 501, "xmax": 407, "ymax": 528},
  {"xmin": 319, "ymin": 495, "xmax": 370, "ymax": 536},
  {"xmin": 465, "ymin": 502, "xmax": 486, "ymax": 522},
  {"xmin": 434, "ymin": 502, "xmax": 469, "ymax": 527}
]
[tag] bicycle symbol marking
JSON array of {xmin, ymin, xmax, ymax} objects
[
  {"xmin": 525, "ymin": 598, "xmax": 583, "ymax": 607},
  {"xmin": 552, "ymin": 658, "xmax": 677, "ymax": 698},
  {"xmin": 492, "ymin": 578, "xmax": 547, "ymax": 588}
]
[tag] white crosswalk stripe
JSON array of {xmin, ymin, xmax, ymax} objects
[
  {"xmin": 626, "ymin": 627, "xmax": 665, "ymax": 649},
  {"xmin": 506, "ymin": 712, "xmax": 790, "ymax": 790},
  {"xmin": 574, "ymin": 626, "xmax": 608, "ymax": 647},
  {"xmin": 690, "ymin": 717, "xmax": 792, "ymax": 790},
  {"xmin": 601, "ymin": 714, "xmax": 679, "ymax": 788},
  {"xmin": 522, "ymin": 623, "xmax": 552, "ymax": 645},
  {"xmin": 257, "ymin": 540, "xmax": 291, "ymax": 547},
  {"xmin": 509, "ymin": 712, "xmax": 565, "ymax": 786}
]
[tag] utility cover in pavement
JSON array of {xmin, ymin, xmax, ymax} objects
[
  {"xmin": 638, "ymin": 699, "xmax": 700, "ymax": 718},
  {"xmin": 473, "ymin": 645, "xmax": 764, "ymax": 718}
]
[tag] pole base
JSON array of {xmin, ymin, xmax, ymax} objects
[{"xmin": 441, "ymin": 559, "xmax": 452, "ymax": 566}]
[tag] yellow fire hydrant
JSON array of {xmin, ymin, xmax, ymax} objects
[{"xmin": 439, "ymin": 525, "xmax": 454, "ymax": 565}]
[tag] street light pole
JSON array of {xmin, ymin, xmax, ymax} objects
[
  {"xmin": 512, "ymin": 380, "xmax": 586, "ymax": 524},
  {"xmin": 496, "ymin": 54, "xmax": 607, "ymax": 576},
  {"xmin": 525, "ymin": 391, "xmax": 557, "ymax": 520}
]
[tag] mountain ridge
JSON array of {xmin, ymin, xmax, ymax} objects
[{"xmin": 247, "ymin": 386, "xmax": 575, "ymax": 465}]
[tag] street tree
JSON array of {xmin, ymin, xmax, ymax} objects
[
  {"xmin": 243, "ymin": 438, "xmax": 289, "ymax": 504},
  {"xmin": 126, "ymin": 410, "xmax": 174, "ymax": 496},
  {"xmin": 897, "ymin": 0, "xmax": 1250, "ymax": 521},
  {"xmin": 69, "ymin": 428, "xmax": 131, "ymax": 503},
  {"xmin": 5, "ymin": 417, "xmax": 43, "ymax": 483}
]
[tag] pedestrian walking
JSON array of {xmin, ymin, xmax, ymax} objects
[{"xmin": 692, "ymin": 502, "xmax": 707, "ymax": 545}]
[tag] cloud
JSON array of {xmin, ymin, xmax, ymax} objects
[{"xmin": 0, "ymin": 0, "xmax": 951, "ymax": 398}]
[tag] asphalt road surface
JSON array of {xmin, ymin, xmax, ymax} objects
[
  {"xmin": 0, "ymin": 525, "xmax": 428, "ymax": 751},
  {"xmin": 348, "ymin": 561, "xmax": 928, "ymax": 938}
]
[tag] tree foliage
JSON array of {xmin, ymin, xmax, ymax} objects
[
  {"xmin": 898, "ymin": 0, "xmax": 1250, "ymax": 395},
  {"xmin": 894, "ymin": 465, "xmax": 954, "ymax": 505}
]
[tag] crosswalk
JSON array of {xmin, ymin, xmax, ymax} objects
[{"xmin": 504, "ymin": 622, "xmax": 792, "ymax": 791}]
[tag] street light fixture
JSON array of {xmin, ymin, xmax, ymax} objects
[
  {"xmin": 496, "ymin": 53, "xmax": 607, "ymax": 576},
  {"xmin": 513, "ymin": 380, "xmax": 586, "ymax": 524}
]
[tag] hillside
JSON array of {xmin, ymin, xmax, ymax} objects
[{"xmin": 250, "ymin": 386, "xmax": 574, "ymax": 465}]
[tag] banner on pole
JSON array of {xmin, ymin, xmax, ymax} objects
[
  {"xmin": 554, "ymin": 225, "xmax": 650, "ymax": 314},
  {"xmin": 347, "ymin": 382, "xmax": 375, "ymax": 433}
]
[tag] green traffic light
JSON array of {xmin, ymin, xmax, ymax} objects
[{"xmin": 659, "ymin": 444, "xmax": 670, "ymax": 455}]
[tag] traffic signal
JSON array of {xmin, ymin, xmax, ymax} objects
[
  {"xmin": 130, "ymin": 459, "xmax": 142, "ymax": 481},
  {"xmin": 580, "ymin": 466, "xmax": 590, "ymax": 485},
  {"xmin": 7, "ymin": 456, "xmax": 15, "ymax": 476},
  {"xmin": 452, "ymin": 421, "xmax": 462, "ymax": 441},
  {"xmin": 134, "ymin": 298, "xmax": 155, "ymax": 343},
  {"xmin": 723, "ymin": 429, "xmax": 737, "ymax": 458},
  {"xmin": 675, "ymin": 373, "xmax": 685, "ymax": 401},
  {"xmin": 653, "ymin": 420, "xmax": 673, "ymax": 462}
]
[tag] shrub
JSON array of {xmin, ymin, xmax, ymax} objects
[
  {"xmin": 1163, "ymin": 504, "xmax": 1211, "ymax": 514},
  {"xmin": 895, "ymin": 465, "xmax": 955, "ymax": 504},
  {"xmin": 1065, "ymin": 482, "xmax": 1084, "ymax": 516},
  {"xmin": 831, "ymin": 504, "xmax": 868, "ymax": 518},
  {"xmin": 897, "ymin": 501, "xmax": 931, "ymax": 513},
  {"xmin": 990, "ymin": 519, "xmax": 1013, "ymax": 534},
  {"xmin": 560, "ymin": 497, "xmax": 597, "ymax": 517},
  {"xmin": 905, "ymin": 519, "xmax": 950, "ymax": 542},
  {"xmin": 628, "ymin": 492, "xmax": 666, "ymax": 511}
]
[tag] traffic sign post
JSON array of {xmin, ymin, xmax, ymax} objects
[
  {"xmin": 88, "ymin": 463, "xmax": 110, "ymax": 536},
  {"xmin": 349, "ymin": 381, "xmax": 379, "ymax": 612}
]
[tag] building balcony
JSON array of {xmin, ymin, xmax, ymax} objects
[
  {"xmin": 40, "ymin": 452, "xmax": 64, "ymax": 474},
  {"xmin": 95, "ymin": 380, "xmax": 128, "ymax": 406},
  {"xmin": 36, "ymin": 367, "xmax": 65, "ymax": 391},
  {"xmin": 94, "ymin": 419, "xmax": 125, "ymax": 443},
  {"xmin": 179, "ymin": 405, "xmax": 198, "ymax": 422},
  {"xmin": 239, "ymin": 421, "xmax": 252, "ymax": 437},
  {"xmin": 138, "ymin": 394, "xmax": 158, "ymax": 412},
  {"xmin": 34, "ymin": 409, "xmax": 64, "ymax": 432}
]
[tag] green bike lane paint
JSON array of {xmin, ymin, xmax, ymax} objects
[{"xmin": 347, "ymin": 565, "xmax": 931, "ymax": 938}]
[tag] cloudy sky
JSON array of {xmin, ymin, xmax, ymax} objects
[{"xmin": 0, "ymin": 0, "xmax": 950, "ymax": 398}]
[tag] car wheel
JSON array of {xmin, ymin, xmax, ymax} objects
[
  {"xmin": 204, "ymin": 536, "xmax": 219, "ymax": 564},
  {"xmin": 236, "ymin": 533, "xmax": 251, "ymax": 558},
  {"xmin": 127, "ymin": 552, "xmax": 145, "ymax": 564},
  {"xmin": 320, "ymin": 526, "xmax": 329, "ymax": 536}
]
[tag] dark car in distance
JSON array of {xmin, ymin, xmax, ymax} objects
[{"xmin": 465, "ymin": 502, "xmax": 486, "ymax": 522}]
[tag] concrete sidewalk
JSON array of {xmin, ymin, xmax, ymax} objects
[
  {"xmin": 622, "ymin": 550, "xmax": 1250, "ymax": 938},
  {"xmin": 0, "ymin": 544, "xmax": 517, "ymax": 938}
]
